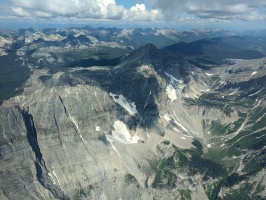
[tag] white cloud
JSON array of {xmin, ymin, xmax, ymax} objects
[
  {"xmin": 9, "ymin": 0, "xmax": 124, "ymax": 19},
  {"xmin": 12, "ymin": 6, "xmax": 30, "ymax": 17},
  {"xmin": 123, "ymin": 4, "xmax": 162, "ymax": 21},
  {"xmin": 241, "ymin": 11, "xmax": 266, "ymax": 21},
  {"xmin": 5, "ymin": 0, "xmax": 266, "ymax": 23},
  {"xmin": 8, "ymin": 0, "xmax": 162, "ymax": 21},
  {"xmin": 146, "ymin": 0, "xmax": 266, "ymax": 21},
  {"xmin": 179, "ymin": 17, "xmax": 228, "ymax": 24}
]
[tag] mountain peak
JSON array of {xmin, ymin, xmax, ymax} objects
[
  {"xmin": 83, "ymin": 25, "xmax": 93, "ymax": 30},
  {"xmin": 121, "ymin": 43, "xmax": 160, "ymax": 66},
  {"xmin": 140, "ymin": 43, "xmax": 158, "ymax": 50}
]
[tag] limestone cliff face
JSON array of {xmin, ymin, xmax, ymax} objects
[
  {"xmin": 1, "ymin": 44, "xmax": 265, "ymax": 200},
  {"xmin": 0, "ymin": 44, "xmax": 201, "ymax": 199}
]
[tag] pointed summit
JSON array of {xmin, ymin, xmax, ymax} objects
[
  {"xmin": 83, "ymin": 25, "xmax": 93, "ymax": 30},
  {"xmin": 140, "ymin": 43, "xmax": 158, "ymax": 50},
  {"xmin": 121, "ymin": 43, "xmax": 161, "ymax": 66}
]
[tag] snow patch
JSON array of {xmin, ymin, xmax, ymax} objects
[
  {"xmin": 164, "ymin": 115, "xmax": 172, "ymax": 122},
  {"xmin": 166, "ymin": 84, "xmax": 177, "ymax": 102},
  {"xmin": 251, "ymin": 71, "xmax": 257, "ymax": 76},
  {"xmin": 191, "ymin": 130, "xmax": 199, "ymax": 136},
  {"xmin": 164, "ymin": 114, "xmax": 188, "ymax": 132},
  {"xmin": 164, "ymin": 72, "xmax": 183, "ymax": 101},
  {"xmin": 96, "ymin": 126, "xmax": 101, "ymax": 131},
  {"xmin": 52, "ymin": 170, "xmax": 63, "ymax": 190},
  {"xmin": 164, "ymin": 72, "xmax": 185, "ymax": 91},
  {"xmin": 106, "ymin": 138, "xmax": 121, "ymax": 157},
  {"xmin": 248, "ymin": 90, "xmax": 261, "ymax": 97},
  {"xmin": 48, "ymin": 172, "xmax": 56, "ymax": 185},
  {"xmin": 144, "ymin": 91, "xmax": 152, "ymax": 109},
  {"xmin": 106, "ymin": 120, "xmax": 140, "ymax": 144},
  {"xmin": 69, "ymin": 116, "xmax": 79, "ymax": 130},
  {"xmin": 205, "ymin": 73, "xmax": 213, "ymax": 76},
  {"xmin": 109, "ymin": 93, "xmax": 137, "ymax": 115},
  {"xmin": 173, "ymin": 128, "xmax": 180, "ymax": 132},
  {"xmin": 207, "ymin": 144, "xmax": 211, "ymax": 148},
  {"xmin": 69, "ymin": 116, "xmax": 91, "ymax": 148}
]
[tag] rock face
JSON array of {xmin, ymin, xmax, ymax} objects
[{"xmin": 0, "ymin": 44, "xmax": 266, "ymax": 199}]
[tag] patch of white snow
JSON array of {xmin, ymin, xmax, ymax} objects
[
  {"xmin": 48, "ymin": 172, "xmax": 56, "ymax": 184},
  {"xmin": 166, "ymin": 84, "xmax": 177, "ymax": 102},
  {"xmin": 106, "ymin": 120, "xmax": 140, "ymax": 145},
  {"xmin": 52, "ymin": 170, "xmax": 63, "ymax": 190},
  {"xmin": 109, "ymin": 93, "xmax": 137, "ymax": 115},
  {"xmin": 96, "ymin": 126, "xmax": 101, "ymax": 131},
  {"xmin": 205, "ymin": 73, "xmax": 213, "ymax": 76},
  {"xmin": 248, "ymin": 90, "xmax": 262, "ymax": 97},
  {"xmin": 164, "ymin": 114, "xmax": 188, "ymax": 132},
  {"xmin": 164, "ymin": 72, "xmax": 185, "ymax": 91},
  {"xmin": 251, "ymin": 71, "xmax": 257, "ymax": 76},
  {"xmin": 173, "ymin": 128, "xmax": 180, "ymax": 132}
]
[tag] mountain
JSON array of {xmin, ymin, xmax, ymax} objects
[
  {"xmin": 0, "ymin": 27, "xmax": 241, "ymax": 106},
  {"xmin": 0, "ymin": 27, "xmax": 237, "ymax": 51},
  {"xmin": 243, "ymin": 29, "xmax": 266, "ymax": 37},
  {"xmin": 0, "ymin": 41, "xmax": 265, "ymax": 200},
  {"xmin": 163, "ymin": 36, "xmax": 266, "ymax": 69}
]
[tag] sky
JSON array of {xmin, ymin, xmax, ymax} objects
[{"xmin": 0, "ymin": 0, "xmax": 266, "ymax": 30}]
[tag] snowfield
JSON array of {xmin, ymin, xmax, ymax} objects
[
  {"xmin": 109, "ymin": 93, "xmax": 138, "ymax": 115},
  {"xmin": 106, "ymin": 120, "xmax": 141, "ymax": 145}
]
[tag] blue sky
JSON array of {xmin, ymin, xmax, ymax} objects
[
  {"xmin": 0, "ymin": 0, "xmax": 266, "ymax": 30},
  {"xmin": 116, "ymin": 0, "xmax": 136, "ymax": 9}
]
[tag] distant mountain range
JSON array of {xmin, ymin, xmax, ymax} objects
[
  {"xmin": 163, "ymin": 36, "xmax": 266, "ymax": 69},
  {"xmin": 1, "ymin": 27, "xmax": 266, "ymax": 105},
  {"xmin": 0, "ymin": 27, "xmax": 238, "ymax": 50}
]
